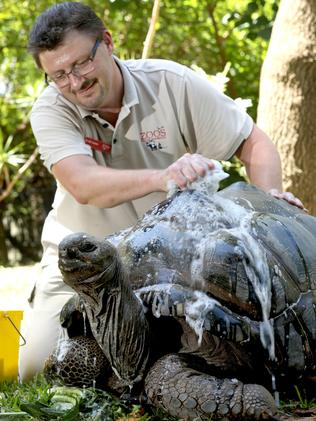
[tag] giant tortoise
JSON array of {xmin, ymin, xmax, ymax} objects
[{"xmin": 45, "ymin": 173, "xmax": 316, "ymax": 420}]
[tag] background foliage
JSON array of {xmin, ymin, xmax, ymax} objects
[{"xmin": 0, "ymin": 0, "xmax": 279, "ymax": 265}]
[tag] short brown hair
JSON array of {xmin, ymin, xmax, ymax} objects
[{"xmin": 28, "ymin": 2, "xmax": 105, "ymax": 68}]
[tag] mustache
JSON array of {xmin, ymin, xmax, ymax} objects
[{"xmin": 71, "ymin": 78, "xmax": 96, "ymax": 94}]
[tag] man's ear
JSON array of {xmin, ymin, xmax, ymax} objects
[{"xmin": 102, "ymin": 30, "xmax": 114, "ymax": 54}]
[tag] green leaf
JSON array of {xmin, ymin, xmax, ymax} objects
[
  {"xmin": 19, "ymin": 401, "xmax": 52, "ymax": 418},
  {"xmin": 20, "ymin": 399, "xmax": 80, "ymax": 420}
]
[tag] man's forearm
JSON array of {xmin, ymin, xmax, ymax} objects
[
  {"xmin": 236, "ymin": 124, "xmax": 305, "ymax": 210},
  {"xmin": 53, "ymin": 157, "xmax": 165, "ymax": 208},
  {"xmin": 81, "ymin": 167, "xmax": 165, "ymax": 208},
  {"xmin": 52, "ymin": 153, "xmax": 215, "ymax": 208}
]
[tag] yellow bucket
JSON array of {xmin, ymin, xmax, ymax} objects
[{"xmin": 0, "ymin": 310, "xmax": 24, "ymax": 380}]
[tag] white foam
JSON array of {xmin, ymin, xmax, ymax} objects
[
  {"xmin": 167, "ymin": 160, "xmax": 229, "ymax": 197},
  {"xmin": 231, "ymin": 217, "xmax": 275, "ymax": 360},
  {"xmin": 184, "ymin": 291, "xmax": 219, "ymax": 345},
  {"xmin": 136, "ymin": 285, "xmax": 219, "ymax": 344}
]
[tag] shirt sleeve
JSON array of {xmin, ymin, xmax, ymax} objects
[
  {"xmin": 179, "ymin": 67, "xmax": 253, "ymax": 160},
  {"xmin": 30, "ymin": 88, "xmax": 92, "ymax": 171}
]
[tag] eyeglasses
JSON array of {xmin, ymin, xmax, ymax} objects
[{"xmin": 45, "ymin": 39, "xmax": 101, "ymax": 88}]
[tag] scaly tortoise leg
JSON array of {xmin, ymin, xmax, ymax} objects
[
  {"xmin": 44, "ymin": 335, "xmax": 111, "ymax": 388},
  {"xmin": 144, "ymin": 353, "xmax": 278, "ymax": 420}
]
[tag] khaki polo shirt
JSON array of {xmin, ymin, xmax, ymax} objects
[{"xmin": 30, "ymin": 57, "xmax": 253, "ymax": 266}]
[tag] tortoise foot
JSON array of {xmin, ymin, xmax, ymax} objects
[{"xmin": 144, "ymin": 353, "xmax": 278, "ymax": 420}]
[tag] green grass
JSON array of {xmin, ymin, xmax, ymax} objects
[
  {"xmin": 0, "ymin": 375, "xmax": 177, "ymax": 421},
  {"xmin": 279, "ymin": 384, "xmax": 316, "ymax": 415}
]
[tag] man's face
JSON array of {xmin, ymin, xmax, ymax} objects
[{"xmin": 39, "ymin": 30, "xmax": 118, "ymax": 110}]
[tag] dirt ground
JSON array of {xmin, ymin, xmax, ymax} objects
[{"xmin": 280, "ymin": 409, "xmax": 316, "ymax": 420}]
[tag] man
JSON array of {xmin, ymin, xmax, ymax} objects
[{"xmin": 19, "ymin": 1, "xmax": 304, "ymax": 381}]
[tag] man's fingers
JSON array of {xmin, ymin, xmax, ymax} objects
[
  {"xmin": 190, "ymin": 154, "xmax": 215, "ymax": 175},
  {"xmin": 167, "ymin": 166, "xmax": 188, "ymax": 189},
  {"xmin": 167, "ymin": 154, "xmax": 214, "ymax": 188},
  {"xmin": 268, "ymin": 189, "xmax": 308, "ymax": 212},
  {"xmin": 179, "ymin": 153, "xmax": 215, "ymax": 180}
]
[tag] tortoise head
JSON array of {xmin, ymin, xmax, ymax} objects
[{"xmin": 58, "ymin": 233, "xmax": 120, "ymax": 292}]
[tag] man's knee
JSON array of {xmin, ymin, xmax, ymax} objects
[
  {"xmin": 18, "ymin": 308, "xmax": 64, "ymax": 381},
  {"xmin": 18, "ymin": 264, "xmax": 75, "ymax": 381}
]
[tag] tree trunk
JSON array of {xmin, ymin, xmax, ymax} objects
[{"xmin": 257, "ymin": 0, "xmax": 316, "ymax": 214}]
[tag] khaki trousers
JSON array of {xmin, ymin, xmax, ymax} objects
[{"xmin": 18, "ymin": 263, "xmax": 74, "ymax": 382}]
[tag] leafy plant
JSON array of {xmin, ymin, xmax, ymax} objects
[
  {"xmin": 0, "ymin": 376, "xmax": 177, "ymax": 421},
  {"xmin": 0, "ymin": 375, "xmax": 52, "ymax": 419},
  {"xmin": 0, "ymin": 133, "xmax": 27, "ymax": 185}
]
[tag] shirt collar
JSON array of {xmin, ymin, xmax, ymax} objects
[{"xmin": 77, "ymin": 56, "xmax": 139, "ymax": 120}]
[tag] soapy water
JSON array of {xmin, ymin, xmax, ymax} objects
[
  {"xmin": 135, "ymin": 162, "xmax": 276, "ymax": 360},
  {"xmin": 137, "ymin": 284, "xmax": 219, "ymax": 345},
  {"xmin": 55, "ymin": 326, "xmax": 70, "ymax": 362},
  {"xmin": 232, "ymin": 216, "xmax": 275, "ymax": 360}
]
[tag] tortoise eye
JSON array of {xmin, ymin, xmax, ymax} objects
[{"xmin": 79, "ymin": 241, "xmax": 97, "ymax": 253}]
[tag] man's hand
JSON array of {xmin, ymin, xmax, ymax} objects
[
  {"xmin": 268, "ymin": 189, "xmax": 308, "ymax": 212},
  {"xmin": 161, "ymin": 153, "xmax": 215, "ymax": 191}
]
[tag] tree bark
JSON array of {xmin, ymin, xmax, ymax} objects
[{"xmin": 257, "ymin": 0, "xmax": 316, "ymax": 214}]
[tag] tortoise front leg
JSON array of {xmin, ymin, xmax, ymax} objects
[
  {"xmin": 144, "ymin": 353, "xmax": 278, "ymax": 420},
  {"xmin": 44, "ymin": 336, "xmax": 112, "ymax": 388}
]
